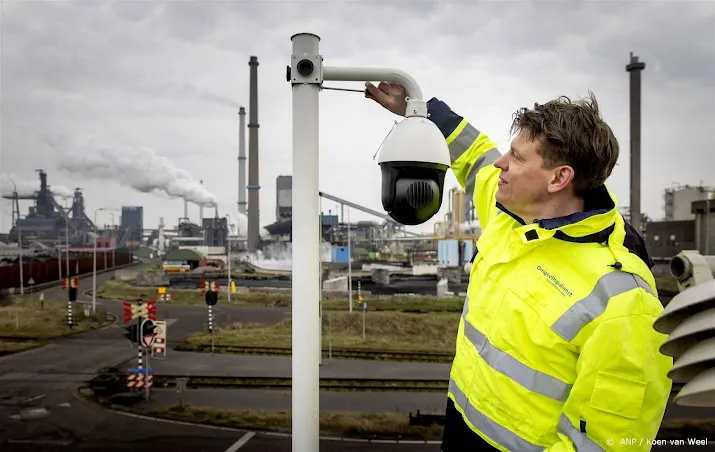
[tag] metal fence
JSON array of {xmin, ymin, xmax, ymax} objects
[{"xmin": 0, "ymin": 252, "xmax": 133, "ymax": 290}]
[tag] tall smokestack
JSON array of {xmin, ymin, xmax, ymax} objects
[
  {"xmin": 247, "ymin": 55, "xmax": 260, "ymax": 251},
  {"xmin": 184, "ymin": 199, "xmax": 188, "ymax": 219},
  {"xmin": 238, "ymin": 107, "xmax": 247, "ymax": 215},
  {"xmin": 199, "ymin": 180, "xmax": 204, "ymax": 223},
  {"xmin": 626, "ymin": 52, "xmax": 645, "ymax": 231}
]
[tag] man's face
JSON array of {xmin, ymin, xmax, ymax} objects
[{"xmin": 493, "ymin": 131, "xmax": 554, "ymax": 215}]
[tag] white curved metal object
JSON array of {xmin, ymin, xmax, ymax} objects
[
  {"xmin": 672, "ymin": 367, "xmax": 715, "ymax": 407},
  {"xmin": 653, "ymin": 279, "xmax": 715, "ymax": 333},
  {"xmin": 654, "ymin": 251, "xmax": 715, "ymax": 406},
  {"xmin": 668, "ymin": 336, "xmax": 715, "ymax": 382}
]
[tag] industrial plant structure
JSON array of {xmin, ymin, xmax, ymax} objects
[
  {"xmin": 260, "ymin": 175, "xmax": 480, "ymax": 268},
  {"xmin": 4, "ymin": 170, "xmax": 96, "ymax": 248}
]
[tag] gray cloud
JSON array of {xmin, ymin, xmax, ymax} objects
[{"xmin": 1, "ymin": 0, "xmax": 713, "ymax": 235}]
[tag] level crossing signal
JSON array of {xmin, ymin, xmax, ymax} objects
[
  {"xmin": 62, "ymin": 277, "xmax": 78, "ymax": 302},
  {"xmin": 201, "ymin": 280, "xmax": 220, "ymax": 306},
  {"xmin": 200, "ymin": 280, "xmax": 220, "ymax": 294},
  {"xmin": 122, "ymin": 300, "xmax": 157, "ymax": 323}
]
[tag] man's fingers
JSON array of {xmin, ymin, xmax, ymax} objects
[{"xmin": 365, "ymin": 81, "xmax": 390, "ymax": 105}]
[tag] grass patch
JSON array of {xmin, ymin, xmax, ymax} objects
[
  {"xmin": 96, "ymin": 280, "xmax": 463, "ymax": 312},
  {"xmin": 185, "ymin": 311, "xmax": 459, "ymax": 353},
  {"xmin": 0, "ymin": 295, "xmax": 107, "ymax": 341},
  {"xmin": 150, "ymin": 405, "xmax": 443, "ymax": 441}
]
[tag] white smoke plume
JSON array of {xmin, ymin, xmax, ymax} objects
[
  {"xmin": 133, "ymin": 79, "xmax": 241, "ymax": 110},
  {"xmin": 53, "ymin": 136, "xmax": 217, "ymax": 205},
  {"xmin": 0, "ymin": 172, "xmax": 73, "ymax": 199}
]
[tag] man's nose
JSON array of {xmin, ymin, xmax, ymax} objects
[{"xmin": 493, "ymin": 154, "xmax": 507, "ymax": 170}]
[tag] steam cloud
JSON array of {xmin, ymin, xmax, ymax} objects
[
  {"xmin": 0, "ymin": 173, "xmax": 73, "ymax": 199},
  {"xmin": 54, "ymin": 136, "xmax": 217, "ymax": 206},
  {"xmin": 133, "ymin": 80, "xmax": 241, "ymax": 109}
]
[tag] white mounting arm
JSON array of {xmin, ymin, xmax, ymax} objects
[{"xmin": 322, "ymin": 67, "xmax": 427, "ymax": 118}]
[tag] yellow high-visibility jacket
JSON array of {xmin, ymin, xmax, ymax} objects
[{"xmin": 427, "ymin": 98, "xmax": 673, "ymax": 451}]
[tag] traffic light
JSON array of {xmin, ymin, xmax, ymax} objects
[
  {"xmin": 124, "ymin": 321, "xmax": 140, "ymax": 343},
  {"xmin": 141, "ymin": 319, "xmax": 156, "ymax": 336},
  {"xmin": 141, "ymin": 319, "xmax": 158, "ymax": 347},
  {"xmin": 205, "ymin": 291, "xmax": 218, "ymax": 306}
]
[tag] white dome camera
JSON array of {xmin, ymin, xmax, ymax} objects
[{"xmin": 377, "ymin": 116, "xmax": 451, "ymax": 225}]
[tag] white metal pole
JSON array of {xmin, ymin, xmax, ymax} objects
[
  {"xmin": 92, "ymin": 209, "xmax": 98, "ymax": 314},
  {"xmin": 319, "ymin": 201, "xmax": 323, "ymax": 366},
  {"xmin": 18, "ymin": 220, "xmax": 24, "ymax": 295},
  {"xmin": 291, "ymin": 32, "xmax": 321, "ymax": 452},
  {"xmin": 348, "ymin": 207, "xmax": 352, "ymax": 312},
  {"xmin": 65, "ymin": 218, "xmax": 70, "ymax": 276},
  {"xmin": 145, "ymin": 344, "xmax": 150, "ymax": 401},
  {"xmin": 228, "ymin": 237, "xmax": 232, "ymax": 303},
  {"xmin": 58, "ymin": 245, "xmax": 62, "ymax": 281}
]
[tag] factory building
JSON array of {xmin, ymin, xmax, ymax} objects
[
  {"xmin": 120, "ymin": 206, "xmax": 143, "ymax": 247},
  {"xmin": 3, "ymin": 170, "xmax": 96, "ymax": 248},
  {"xmin": 261, "ymin": 175, "xmax": 478, "ymax": 266},
  {"xmin": 664, "ymin": 184, "xmax": 712, "ymax": 221},
  {"xmin": 645, "ymin": 185, "xmax": 714, "ymax": 258},
  {"xmin": 275, "ymin": 175, "xmax": 292, "ymax": 223}
]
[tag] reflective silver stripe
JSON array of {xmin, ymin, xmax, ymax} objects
[
  {"xmin": 464, "ymin": 148, "xmax": 500, "ymax": 199},
  {"xmin": 448, "ymin": 123, "xmax": 480, "ymax": 162},
  {"xmin": 449, "ymin": 378, "xmax": 545, "ymax": 452},
  {"xmin": 558, "ymin": 414, "xmax": 604, "ymax": 451},
  {"xmin": 462, "ymin": 298, "xmax": 572, "ymax": 401},
  {"xmin": 551, "ymin": 271, "xmax": 656, "ymax": 342}
]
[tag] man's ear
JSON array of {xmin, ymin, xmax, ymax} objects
[{"xmin": 548, "ymin": 165, "xmax": 575, "ymax": 193}]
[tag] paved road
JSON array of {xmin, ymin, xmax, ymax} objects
[{"xmin": 0, "ymin": 269, "xmax": 441, "ymax": 451}]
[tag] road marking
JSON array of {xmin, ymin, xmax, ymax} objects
[
  {"xmin": 224, "ymin": 432, "xmax": 255, "ymax": 451},
  {"xmin": 164, "ymin": 318, "xmax": 178, "ymax": 326}
]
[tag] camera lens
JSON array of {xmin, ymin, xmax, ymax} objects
[{"xmin": 296, "ymin": 59, "xmax": 314, "ymax": 76}]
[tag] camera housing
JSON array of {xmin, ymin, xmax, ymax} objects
[{"xmin": 377, "ymin": 116, "xmax": 450, "ymax": 225}]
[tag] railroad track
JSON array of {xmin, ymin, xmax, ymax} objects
[
  {"xmin": 91, "ymin": 370, "xmax": 688, "ymax": 397},
  {"xmin": 90, "ymin": 372, "xmax": 449, "ymax": 392},
  {"xmin": 176, "ymin": 344, "xmax": 455, "ymax": 363}
]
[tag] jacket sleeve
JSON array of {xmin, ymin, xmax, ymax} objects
[
  {"xmin": 545, "ymin": 290, "xmax": 673, "ymax": 452},
  {"xmin": 427, "ymin": 98, "xmax": 502, "ymax": 228}
]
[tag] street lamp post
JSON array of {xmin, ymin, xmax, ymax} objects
[
  {"xmin": 18, "ymin": 214, "xmax": 23, "ymax": 295},
  {"xmin": 92, "ymin": 207, "xmax": 107, "ymax": 314},
  {"xmin": 288, "ymin": 32, "xmax": 431, "ymax": 451},
  {"xmin": 347, "ymin": 207, "xmax": 352, "ymax": 312},
  {"xmin": 65, "ymin": 212, "xmax": 70, "ymax": 276},
  {"xmin": 225, "ymin": 215, "xmax": 232, "ymax": 303},
  {"xmin": 8, "ymin": 178, "xmax": 24, "ymax": 295}
]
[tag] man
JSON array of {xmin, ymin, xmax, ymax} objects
[{"xmin": 365, "ymin": 81, "xmax": 673, "ymax": 451}]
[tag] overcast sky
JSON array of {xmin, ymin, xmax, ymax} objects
[{"xmin": 1, "ymin": 0, "xmax": 713, "ymax": 236}]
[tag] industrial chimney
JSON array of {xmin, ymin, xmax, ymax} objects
[
  {"xmin": 238, "ymin": 107, "xmax": 247, "ymax": 215},
  {"xmin": 199, "ymin": 180, "xmax": 204, "ymax": 225},
  {"xmin": 184, "ymin": 199, "xmax": 188, "ymax": 220},
  {"xmin": 626, "ymin": 52, "xmax": 645, "ymax": 231},
  {"xmin": 247, "ymin": 55, "xmax": 260, "ymax": 251}
]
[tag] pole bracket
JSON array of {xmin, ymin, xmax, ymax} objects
[{"xmin": 287, "ymin": 54, "xmax": 323, "ymax": 86}]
